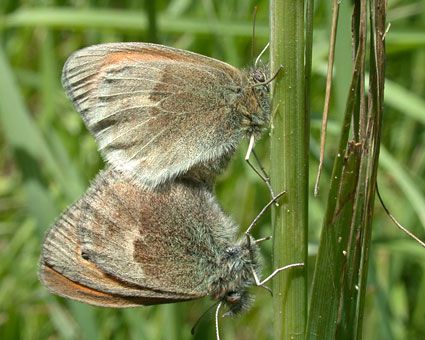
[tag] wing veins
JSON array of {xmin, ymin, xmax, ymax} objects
[
  {"xmin": 91, "ymin": 105, "xmax": 152, "ymax": 125},
  {"xmin": 127, "ymin": 128, "xmax": 168, "ymax": 162},
  {"xmin": 97, "ymin": 90, "xmax": 156, "ymax": 98},
  {"xmin": 98, "ymin": 116, "xmax": 156, "ymax": 149}
]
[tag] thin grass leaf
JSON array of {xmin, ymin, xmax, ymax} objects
[
  {"xmin": 306, "ymin": 10, "xmax": 366, "ymax": 338},
  {"xmin": 313, "ymin": 64, "xmax": 425, "ymax": 126},
  {"xmin": 3, "ymin": 8, "xmax": 269, "ymax": 38},
  {"xmin": 315, "ymin": 0, "xmax": 340, "ymax": 196},
  {"xmin": 0, "ymin": 46, "xmax": 84, "ymax": 201},
  {"xmin": 46, "ymin": 300, "xmax": 79, "ymax": 340},
  {"xmin": 354, "ymin": 1, "xmax": 387, "ymax": 337},
  {"xmin": 67, "ymin": 302, "xmax": 99, "ymax": 340},
  {"xmin": 379, "ymin": 146, "xmax": 425, "ymax": 231},
  {"xmin": 383, "ymin": 79, "xmax": 425, "ymax": 125}
]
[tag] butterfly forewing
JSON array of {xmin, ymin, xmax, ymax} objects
[{"xmin": 62, "ymin": 42, "xmax": 250, "ymax": 187}]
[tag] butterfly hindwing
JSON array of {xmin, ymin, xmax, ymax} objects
[
  {"xmin": 78, "ymin": 168, "xmax": 237, "ymax": 294},
  {"xmin": 40, "ymin": 265, "xmax": 185, "ymax": 308},
  {"xmin": 39, "ymin": 168, "xmax": 237, "ymax": 306}
]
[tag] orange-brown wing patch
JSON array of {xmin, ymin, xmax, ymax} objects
[{"xmin": 102, "ymin": 48, "xmax": 201, "ymax": 65}]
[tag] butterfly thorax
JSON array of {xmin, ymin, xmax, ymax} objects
[{"xmin": 208, "ymin": 237, "xmax": 260, "ymax": 316}]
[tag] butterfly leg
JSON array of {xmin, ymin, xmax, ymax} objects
[
  {"xmin": 251, "ymin": 263, "xmax": 304, "ymax": 296},
  {"xmin": 245, "ymin": 190, "xmax": 286, "ymax": 246},
  {"xmin": 245, "ymin": 134, "xmax": 278, "ymax": 203},
  {"xmin": 254, "ymin": 236, "xmax": 272, "ymax": 244}
]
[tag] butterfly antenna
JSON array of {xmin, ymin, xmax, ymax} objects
[
  {"xmin": 191, "ymin": 301, "xmax": 220, "ymax": 335},
  {"xmin": 255, "ymin": 42, "xmax": 270, "ymax": 69},
  {"xmin": 251, "ymin": 6, "xmax": 258, "ymax": 68},
  {"xmin": 215, "ymin": 301, "xmax": 223, "ymax": 340}
]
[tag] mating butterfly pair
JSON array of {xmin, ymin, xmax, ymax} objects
[{"xmin": 38, "ymin": 43, "xmax": 302, "ymax": 329}]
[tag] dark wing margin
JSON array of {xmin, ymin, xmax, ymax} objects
[
  {"xmin": 39, "ymin": 265, "xmax": 191, "ymax": 308},
  {"xmin": 62, "ymin": 42, "xmax": 246, "ymax": 188}
]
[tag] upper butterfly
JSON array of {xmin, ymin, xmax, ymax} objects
[{"xmin": 62, "ymin": 42, "xmax": 270, "ymax": 188}]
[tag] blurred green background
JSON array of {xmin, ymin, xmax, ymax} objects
[{"xmin": 0, "ymin": 0, "xmax": 424, "ymax": 339}]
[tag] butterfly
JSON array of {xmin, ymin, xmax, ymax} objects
[
  {"xmin": 62, "ymin": 42, "xmax": 270, "ymax": 188},
  {"xmin": 40, "ymin": 168, "xmax": 267, "ymax": 315},
  {"xmin": 40, "ymin": 42, "xmax": 302, "ymax": 338}
]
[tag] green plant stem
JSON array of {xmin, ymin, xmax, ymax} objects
[{"xmin": 270, "ymin": 1, "xmax": 308, "ymax": 339}]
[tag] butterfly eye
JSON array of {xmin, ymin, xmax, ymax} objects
[
  {"xmin": 226, "ymin": 292, "xmax": 241, "ymax": 304},
  {"xmin": 253, "ymin": 71, "xmax": 266, "ymax": 83}
]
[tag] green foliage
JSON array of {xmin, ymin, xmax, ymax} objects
[{"xmin": 0, "ymin": 0, "xmax": 424, "ymax": 339}]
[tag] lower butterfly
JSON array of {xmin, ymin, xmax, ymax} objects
[{"xmin": 39, "ymin": 168, "xmax": 302, "ymax": 317}]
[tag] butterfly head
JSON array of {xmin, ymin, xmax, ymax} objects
[
  {"xmin": 250, "ymin": 63, "xmax": 270, "ymax": 96},
  {"xmin": 234, "ymin": 64, "xmax": 271, "ymax": 138},
  {"xmin": 221, "ymin": 290, "xmax": 253, "ymax": 318},
  {"xmin": 209, "ymin": 236, "xmax": 260, "ymax": 317},
  {"xmin": 252, "ymin": 69, "xmax": 268, "ymax": 88}
]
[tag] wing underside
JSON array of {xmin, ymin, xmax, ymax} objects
[
  {"xmin": 62, "ymin": 42, "xmax": 247, "ymax": 187},
  {"xmin": 39, "ymin": 168, "xmax": 236, "ymax": 307}
]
